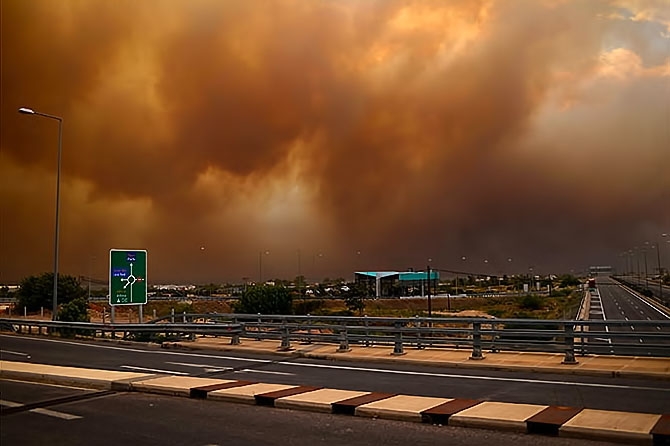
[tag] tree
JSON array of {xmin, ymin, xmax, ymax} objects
[
  {"xmin": 558, "ymin": 274, "xmax": 580, "ymax": 288},
  {"xmin": 58, "ymin": 297, "xmax": 90, "ymax": 337},
  {"xmin": 15, "ymin": 273, "xmax": 86, "ymax": 313},
  {"xmin": 234, "ymin": 285, "xmax": 292, "ymax": 315},
  {"xmin": 343, "ymin": 282, "xmax": 368, "ymax": 315}
]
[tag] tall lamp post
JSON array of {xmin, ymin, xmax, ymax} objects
[
  {"xmin": 19, "ymin": 107, "xmax": 63, "ymax": 320},
  {"xmin": 258, "ymin": 250, "xmax": 269, "ymax": 283}
]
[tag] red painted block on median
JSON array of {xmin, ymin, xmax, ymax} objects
[
  {"xmin": 332, "ymin": 392, "xmax": 395, "ymax": 416},
  {"xmin": 527, "ymin": 406, "xmax": 582, "ymax": 436},
  {"xmin": 421, "ymin": 399, "xmax": 482, "ymax": 425},
  {"xmin": 254, "ymin": 385, "xmax": 322, "ymax": 406}
]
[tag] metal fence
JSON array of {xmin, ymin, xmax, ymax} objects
[{"xmin": 3, "ymin": 314, "xmax": 669, "ymax": 362}]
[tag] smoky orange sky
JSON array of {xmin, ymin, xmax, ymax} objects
[{"xmin": 1, "ymin": 0, "xmax": 669, "ymax": 284}]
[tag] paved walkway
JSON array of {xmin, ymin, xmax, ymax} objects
[{"xmin": 166, "ymin": 336, "xmax": 670, "ymax": 380}]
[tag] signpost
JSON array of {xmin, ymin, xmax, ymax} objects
[{"xmin": 109, "ymin": 249, "xmax": 147, "ymax": 322}]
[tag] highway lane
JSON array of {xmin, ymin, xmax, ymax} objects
[
  {"xmin": 585, "ymin": 276, "xmax": 670, "ymax": 356},
  {"xmin": 0, "ymin": 380, "xmax": 619, "ymax": 446},
  {"xmin": 2, "ymin": 334, "xmax": 670, "ymax": 414}
]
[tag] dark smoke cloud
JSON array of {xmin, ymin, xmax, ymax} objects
[{"xmin": 1, "ymin": 0, "xmax": 668, "ymax": 283}]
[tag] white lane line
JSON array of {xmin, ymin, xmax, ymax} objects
[
  {"xmin": 1, "ymin": 350, "xmax": 32, "ymax": 358},
  {"xmin": 286, "ymin": 362, "xmax": 670, "ymax": 392},
  {"xmin": 619, "ymin": 286, "xmax": 670, "ymax": 319},
  {"xmin": 0, "ymin": 335, "xmax": 271, "ymax": 363},
  {"xmin": 625, "ymin": 317, "xmax": 629, "ymax": 321},
  {"xmin": 237, "ymin": 369, "xmax": 294, "ymax": 376},
  {"xmin": 165, "ymin": 361, "xmax": 231, "ymax": 370},
  {"xmin": 31, "ymin": 408, "xmax": 82, "ymax": 420},
  {"xmin": 0, "ymin": 399, "xmax": 82, "ymax": 420},
  {"xmin": 120, "ymin": 365, "xmax": 189, "ymax": 375}
]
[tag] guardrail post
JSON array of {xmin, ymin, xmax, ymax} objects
[
  {"xmin": 306, "ymin": 314, "xmax": 312, "ymax": 344},
  {"xmin": 41, "ymin": 307, "xmax": 44, "ymax": 318},
  {"xmin": 415, "ymin": 315, "xmax": 423, "ymax": 350},
  {"xmin": 153, "ymin": 309, "xmax": 157, "ymax": 320},
  {"xmin": 278, "ymin": 318, "xmax": 292, "ymax": 351},
  {"xmin": 562, "ymin": 323, "xmax": 579, "ymax": 365},
  {"xmin": 182, "ymin": 311, "xmax": 187, "ymax": 323},
  {"xmin": 490, "ymin": 322, "xmax": 498, "ymax": 353},
  {"xmin": 364, "ymin": 315, "xmax": 370, "ymax": 347},
  {"xmin": 24, "ymin": 306, "xmax": 27, "ymax": 318},
  {"xmin": 257, "ymin": 313, "xmax": 262, "ymax": 341},
  {"xmin": 470, "ymin": 321, "xmax": 484, "ymax": 360},
  {"xmin": 230, "ymin": 317, "xmax": 241, "ymax": 345},
  {"xmin": 337, "ymin": 325, "xmax": 350, "ymax": 352},
  {"xmin": 392, "ymin": 321, "xmax": 405, "ymax": 356}
]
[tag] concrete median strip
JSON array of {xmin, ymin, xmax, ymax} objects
[
  {"xmin": 129, "ymin": 376, "xmax": 237, "ymax": 397},
  {"xmin": 208, "ymin": 383, "xmax": 298, "ymax": 404},
  {"xmin": 0, "ymin": 360, "xmax": 154, "ymax": 390},
  {"xmin": 3, "ymin": 359, "xmax": 669, "ymax": 445},
  {"xmin": 275, "ymin": 388, "xmax": 369, "ymax": 413},
  {"xmin": 560, "ymin": 408, "xmax": 661, "ymax": 445},
  {"xmin": 449, "ymin": 401, "xmax": 548, "ymax": 432},
  {"xmin": 355, "ymin": 395, "xmax": 451, "ymax": 422}
]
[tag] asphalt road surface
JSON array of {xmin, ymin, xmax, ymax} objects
[
  {"xmin": 2, "ymin": 334, "xmax": 670, "ymax": 414},
  {"xmin": 0, "ymin": 379, "xmax": 623, "ymax": 446},
  {"xmin": 586, "ymin": 276, "xmax": 670, "ymax": 356}
]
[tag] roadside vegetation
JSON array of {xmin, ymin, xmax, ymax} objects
[{"xmin": 4, "ymin": 272, "xmax": 584, "ymax": 322}]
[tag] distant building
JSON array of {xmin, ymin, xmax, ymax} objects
[
  {"xmin": 354, "ymin": 271, "xmax": 439, "ymax": 298},
  {"xmin": 589, "ymin": 266, "xmax": 612, "ymax": 276}
]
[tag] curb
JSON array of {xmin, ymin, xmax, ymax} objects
[{"xmin": 2, "ymin": 360, "xmax": 668, "ymax": 445}]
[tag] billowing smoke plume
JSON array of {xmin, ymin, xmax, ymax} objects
[{"xmin": 1, "ymin": 0, "xmax": 668, "ymax": 282}]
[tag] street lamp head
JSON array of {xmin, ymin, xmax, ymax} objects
[{"xmin": 18, "ymin": 107, "xmax": 35, "ymax": 115}]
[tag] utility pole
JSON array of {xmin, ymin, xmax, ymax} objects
[{"xmin": 427, "ymin": 265, "xmax": 432, "ymax": 318}]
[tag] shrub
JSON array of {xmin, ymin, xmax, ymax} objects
[
  {"xmin": 234, "ymin": 285, "xmax": 292, "ymax": 315},
  {"xmin": 519, "ymin": 295, "xmax": 544, "ymax": 310}
]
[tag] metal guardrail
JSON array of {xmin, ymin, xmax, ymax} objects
[{"xmin": 3, "ymin": 314, "xmax": 669, "ymax": 361}]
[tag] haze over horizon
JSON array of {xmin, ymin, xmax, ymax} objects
[{"xmin": 1, "ymin": 0, "xmax": 669, "ymax": 284}]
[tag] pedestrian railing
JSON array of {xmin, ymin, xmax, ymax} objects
[{"xmin": 2, "ymin": 314, "xmax": 669, "ymax": 362}]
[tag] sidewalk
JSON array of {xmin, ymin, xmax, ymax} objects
[{"xmin": 164, "ymin": 336, "xmax": 670, "ymax": 380}]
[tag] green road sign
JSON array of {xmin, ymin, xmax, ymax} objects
[{"xmin": 109, "ymin": 249, "xmax": 147, "ymax": 305}]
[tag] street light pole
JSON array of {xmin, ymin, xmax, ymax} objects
[{"xmin": 19, "ymin": 107, "xmax": 63, "ymax": 320}]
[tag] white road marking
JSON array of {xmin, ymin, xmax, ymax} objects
[
  {"xmin": 619, "ymin": 286, "xmax": 670, "ymax": 319},
  {"xmin": 120, "ymin": 365, "xmax": 189, "ymax": 375},
  {"xmin": 1, "ymin": 350, "xmax": 31, "ymax": 358},
  {"xmin": 286, "ymin": 362, "xmax": 670, "ymax": 392},
  {"xmin": 166, "ymin": 361, "xmax": 231, "ymax": 370},
  {"xmin": 237, "ymin": 369, "xmax": 294, "ymax": 376},
  {"xmin": 0, "ymin": 399, "xmax": 82, "ymax": 420}
]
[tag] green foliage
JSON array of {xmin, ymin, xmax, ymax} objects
[
  {"xmin": 342, "ymin": 282, "xmax": 370, "ymax": 315},
  {"xmin": 519, "ymin": 294, "xmax": 544, "ymax": 310},
  {"xmin": 58, "ymin": 298, "xmax": 90, "ymax": 323},
  {"xmin": 558, "ymin": 274, "xmax": 580, "ymax": 288},
  {"xmin": 57, "ymin": 297, "xmax": 90, "ymax": 337},
  {"xmin": 16, "ymin": 273, "xmax": 86, "ymax": 313},
  {"xmin": 234, "ymin": 285, "xmax": 293, "ymax": 315}
]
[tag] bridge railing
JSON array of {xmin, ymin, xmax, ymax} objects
[{"xmin": 2, "ymin": 314, "xmax": 669, "ymax": 361}]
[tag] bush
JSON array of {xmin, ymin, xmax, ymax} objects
[
  {"xmin": 519, "ymin": 295, "xmax": 544, "ymax": 310},
  {"xmin": 16, "ymin": 273, "xmax": 86, "ymax": 313},
  {"xmin": 234, "ymin": 285, "xmax": 292, "ymax": 315},
  {"xmin": 57, "ymin": 297, "xmax": 90, "ymax": 337}
]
